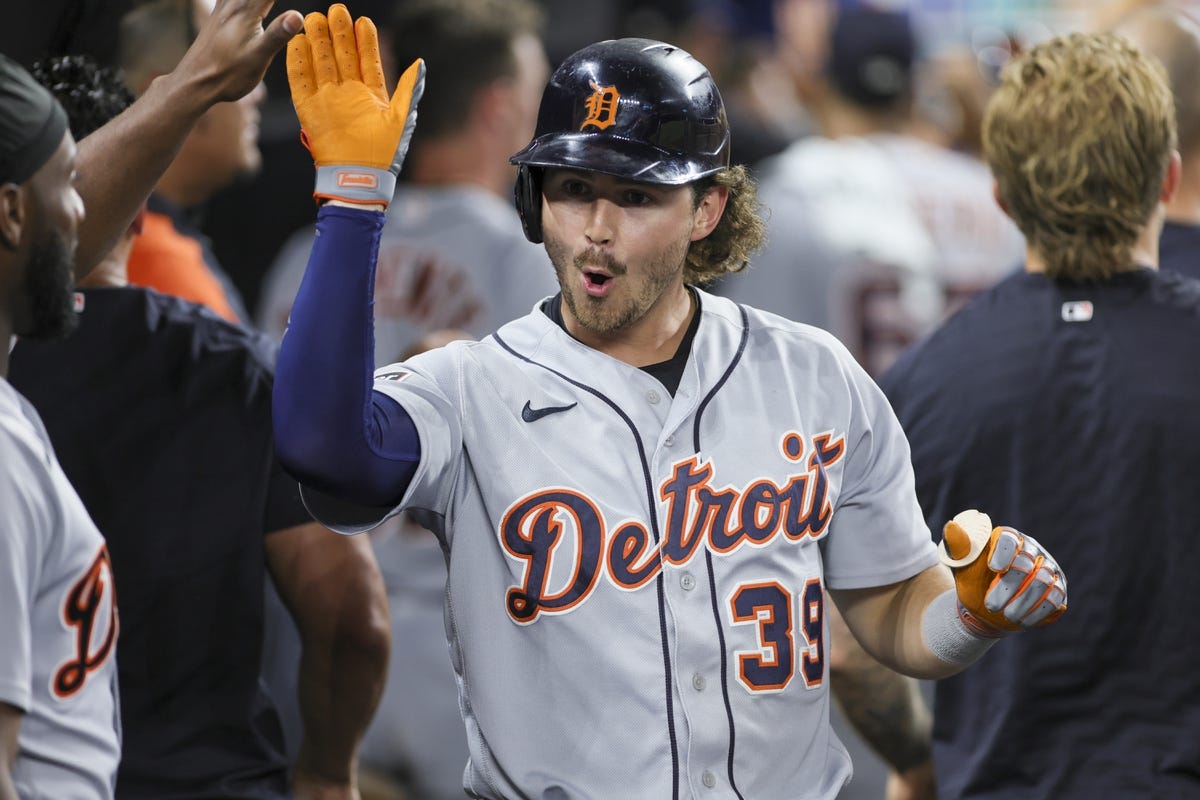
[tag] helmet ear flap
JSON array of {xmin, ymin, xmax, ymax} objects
[{"xmin": 514, "ymin": 165, "xmax": 543, "ymax": 244}]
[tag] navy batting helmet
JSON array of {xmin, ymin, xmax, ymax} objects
[{"xmin": 510, "ymin": 38, "xmax": 731, "ymax": 243}]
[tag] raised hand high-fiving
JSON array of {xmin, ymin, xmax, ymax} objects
[{"xmin": 287, "ymin": 3, "xmax": 425, "ymax": 206}]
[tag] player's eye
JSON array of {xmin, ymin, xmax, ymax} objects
[
  {"xmin": 620, "ymin": 189, "xmax": 654, "ymax": 207},
  {"xmin": 561, "ymin": 179, "xmax": 591, "ymax": 197}
]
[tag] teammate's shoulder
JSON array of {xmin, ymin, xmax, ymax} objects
[
  {"xmin": 136, "ymin": 288, "xmax": 279, "ymax": 372},
  {"xmin": 0, "ymin": 378, "xmax": 54, "ymax": 471}
]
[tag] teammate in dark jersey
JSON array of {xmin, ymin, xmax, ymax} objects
[
  {"xmin": 879, "ymin": 32, "xmax": 1200, "ymax": 798},
  {"xmin": 11, "ymin": 55, "xmax": 390, "ymax": 800}
]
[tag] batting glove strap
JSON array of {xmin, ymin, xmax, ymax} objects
[
  {"xmin": 314, "ymin": 165, "xmax": 397, "ymax": 206},
  {"xmin": 923, "ymin": 588, "xmax": 1003, "ymax": 665}
]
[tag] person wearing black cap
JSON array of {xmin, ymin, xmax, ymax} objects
[
  {"xmin": 0, "ymin": 50, "xmax": 118, "ymax": 800},
  {"xmin": 0, "ymin": 1, "xmax": 303, "ymax": 796},
  {"xmin": 719, "ymin": 2, "xmax": 1021, "ymax": 377}
]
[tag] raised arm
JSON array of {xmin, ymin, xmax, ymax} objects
[
  {"xmin": 73, "ymin": 0, "xmax": 302, "ymax": 277},
  {"xmin": 831, "ymin": 510, "xmax": 1068, "ymax": 680},
  {"xmin": 271, "ymin": 4, "xmax": 426, "ymax": 508}
]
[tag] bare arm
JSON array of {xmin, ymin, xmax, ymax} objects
[
  {"xmin": 827, "ymin": 602, "xmax": 935, "ymax": 800},
  {"xmin": 829, "ymin": 563, "xmax": 960, "ymax": 680},
  {"xmin": 73, "ymin": 0, "xmax": 302, "ymax": 277},
  {"xmin": 0, "ymin": 703, "xmax": 20, "ymax": 800},
  {"xmin": 265, "ymin": 522, "xmax": 390, "ymax": 800},
  {"xmin": 827, "ymin": 601, "xmax": 932, "ymax": 773}
]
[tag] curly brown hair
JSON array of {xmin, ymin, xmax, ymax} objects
[
  {"xmin": 983, "ymin": 32, "xmax": 1176, "ymax": 280},
  {"xmin": 685, "ymin": 165, "xmax": 767, "ymax": 286}
]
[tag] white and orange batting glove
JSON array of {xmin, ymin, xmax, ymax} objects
[
  {"xmin": 286, "ymin": 3, "xmax": 424, "ymax": 206},
  {"xmin": 924, "ymin": 510, "xmax": 1067, "ymax": 665},
  {"xmin": 939, "ymin": 509, "xmax": 1067, "ymax": 635}
]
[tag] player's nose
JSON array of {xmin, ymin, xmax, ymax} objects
[{"xmin": 583, "ymin": 198, "xmax": 616, "ymax": 245}]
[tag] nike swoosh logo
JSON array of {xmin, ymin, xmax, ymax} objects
[{"xmin": 521, "ymin": 400, "xmax": 578, "ymax": 423}]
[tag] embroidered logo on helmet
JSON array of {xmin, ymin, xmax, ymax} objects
[{"xmin": 580, "ymin": 81, "xmax": 620, "ymax": 131}]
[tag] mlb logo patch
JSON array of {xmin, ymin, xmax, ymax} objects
[{"xmin": 1061, "ymin": 301, "xmax": 1093, "ymax": 322}]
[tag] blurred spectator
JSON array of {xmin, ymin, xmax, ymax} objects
[
  {"xmin": 1115, "ymin": 6, "xmax": 1200, "ymax": 278},
  {"xmin": 259, "ymin": 0, "xmax": 556, "ymax": 360},
  {"xmin": 719, "ymin": 3, "xmax": 1022, "ymax": 376},
  {"xmin": 13, "ymin": 54, "xmax": 390, "ymax": 800},
  {"xmin": 117, "ymin": 0, "xmax": 259, "ymax": 324}
]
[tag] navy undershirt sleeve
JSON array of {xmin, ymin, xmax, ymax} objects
[{"xmin": 272, "ymin": 204, "xmax": 420, "ymax": 507}]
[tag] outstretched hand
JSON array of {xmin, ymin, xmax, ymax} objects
[
  {"xmin": 172, "ymin": 0, "xmax": 303, "ymax": 104},
  {"xmin": 287, "ymin": 3, "xmax": 424, "ymax": 205}
]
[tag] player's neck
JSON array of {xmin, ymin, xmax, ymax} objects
[{"xmin": 563, "ymin": 284, "xmax": 695, "ymax": 367}]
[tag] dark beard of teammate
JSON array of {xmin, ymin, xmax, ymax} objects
[{"xmin": 19, "ymin": 226, "xmax": 79, "ymax": 340}]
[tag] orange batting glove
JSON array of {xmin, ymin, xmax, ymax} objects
[
  {"xmin": 286, "ymin": 3, "xmax": 424, "ymax": 205},
  {"xmin": 939, "ymin": 510, "xmax": 1067, "ymax": 636}
]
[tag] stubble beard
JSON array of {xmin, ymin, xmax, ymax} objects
[{"xmin": 545, "ymin": 233, "xmax": 690, "ymax": 338}]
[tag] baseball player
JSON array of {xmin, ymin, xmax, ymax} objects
[
  {"xmin": 272, "ymin": 6, "xmax": 1069, "ymax": 798},
  {"xmin": 0, "ymin": 52, "xmax": 120, "ymax": 800}
]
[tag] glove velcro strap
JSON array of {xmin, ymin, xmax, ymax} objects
[
  {"xmin": 314, "ymin": 166, "xmax": 397, "ymax": 205},
  {"xmin": 923, "ymin": 589, "xmax": 1005, "ymax": 665}
]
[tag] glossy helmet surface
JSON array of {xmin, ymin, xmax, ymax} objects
[{"xmin": 510, "ymin": 37, "xmax": 730, "ymax": 242}]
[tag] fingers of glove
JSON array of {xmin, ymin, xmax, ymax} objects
[
  {"xmin": 328, "ymin": 4, "xmax": 361, "ymax": 84},
  {"xmin": 355, "ymin": 16, "xmax": 388, "ymax": 103},
  {"xmin": 983, "ymin": 530, "xmax": 1067, "ymax": 625},
  {"xmin": 389, "ymin": 58, "xmax": 426, "ymax": 171},
  {"xmin": 1019, "ymin": 577, "xmax": 1067, "ymax": 626},
  {"xmin": 303, "ymin": 11, "xmax": 338, "ymax": 88},
  {"xmin": 391, "ymin": 58, "xmax": 426, "ymax": 120},
  {"xmin": 1026, "ymin": 584, "xmax": 1067, "ymax": 626},
  {"xmin": 286, "ymin": 33, "xmax": 317, "ymax": 108},
  {"xmin": 1000, "ymin": 561, "xmax": 1055, "ymax": 622},
  {"xmin": 984, "ymin": 550, "xmax": 1037, "ymax": 613},
  {"xmin": 987, "ymin": 527, "xmax": 1021, "ymax": 572}
]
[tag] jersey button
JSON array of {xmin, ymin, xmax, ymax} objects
[
  {"xmin": 663, "ymin": 435, "xmax": 675, "ymax": 447},
  {"xmin": 702, "ymin": 770, "xmax": 717, "ymax": 788},
  {"xmin": 646, "ymin": 389, "xmax": 661, "ymax": 404},
  {"xmin": 692, "ymin": 673, "xmax": 706, "ymax": 691},
  {"xmin": 680, "ymin": 573, "xmax": 696, "ymax": 591}
]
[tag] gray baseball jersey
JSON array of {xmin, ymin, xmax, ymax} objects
[
  {"xmin": 0, "ymin": 377, "xmax": 120, "ymax": 799},
  {"xmin": 306, "ymin": 290, "xmax": 939, "ymax": 799}
]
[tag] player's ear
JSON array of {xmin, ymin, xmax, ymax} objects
[
  {"xmin": 991, "ymin": 179, "xmax": 1010, "ymax": 217},
  {"xmin": 0, "ymin": 183, "xmax": 27, "ymax": 251},
  {"xmin": 1161, "ymin": 149, "xmax": 1182, "ymax": 205},
  {"xmin": 690, "ymin": 184, "xmax": 728, "ymax": 242}
]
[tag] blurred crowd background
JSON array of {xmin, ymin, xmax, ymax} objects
[
  {"xmin": 4, "ymin": 1, "xmax": 1195, "ymax": 798},
  {"xmin": 7, "ymin": 0, "xmax": 1192, "ymax": 330}
]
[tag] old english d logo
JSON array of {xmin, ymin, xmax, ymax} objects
[
  {"xmin": 54, "ymin": 545, "xmax": 118, "ymax": 699},
  {"xmin": 580, "ymin": 80, "xmax": 620, "ymax": 130}
]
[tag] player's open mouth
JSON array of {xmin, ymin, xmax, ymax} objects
[{"xmin": 582, "ymin": 270, "xmax": 614, "ymax": 297}]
